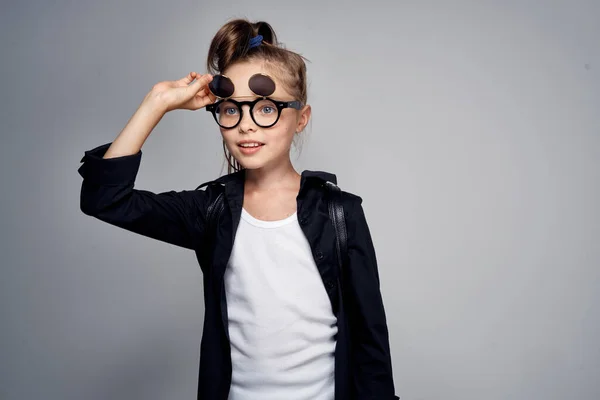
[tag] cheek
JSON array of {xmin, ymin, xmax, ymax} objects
[
  {"xmin": 266, "ymin": 125, "xmax": 296, "ymax": 150},
  {"xmin": 221, "ymin": 128, "xmax": 236, "ymax": 144},
  {"xmin": 271, "ymin": 113, "xmax": 297, "ymax": 141}
]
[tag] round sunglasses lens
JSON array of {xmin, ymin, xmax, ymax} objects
[
  {"xmin": 248, "ymin": 74, "xmax": 276, "ymax": 97},
  {"xmin": 209, "ymin": 75, "xmax": 234, "ymax": 98},
  {"xmin": 252, "ymin": 99, "xmax": 279, "ymax": 127},
  {"xmin": 215, "ymin": 101, "xmax": 240, "ymax": 128}
]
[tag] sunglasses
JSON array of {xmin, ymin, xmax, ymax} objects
[
  {"xmin": 206, "ymin": 73, "xmax": 303, "ymax": 129},
  {"xmin": 208, "ymin": 73, "xmax": 276, "ymax": 99}
]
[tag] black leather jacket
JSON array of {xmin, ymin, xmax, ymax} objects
[{"xmin": 78, "ymin": 142, "xmax": 399, "ymax": 400}]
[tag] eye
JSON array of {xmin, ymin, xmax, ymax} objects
[
  {"xmin": 261, "ymin": 105, "xmax": 275, "ymax": 114},
  {"xmin": 255, "ymin": 99, "xmax": 277, "ymax": 117},
  {"xmin": 217, "ymin": 101, "xmax": 239, "ymax": 116}
]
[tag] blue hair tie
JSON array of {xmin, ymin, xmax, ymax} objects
[{"xmin": 249, "ymin": 34, "xmax": 263, "ymax": 49}]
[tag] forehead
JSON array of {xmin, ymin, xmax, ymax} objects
[{"xmin": 223, "ymin": 60, "xmax": 292, "ymax": 99}]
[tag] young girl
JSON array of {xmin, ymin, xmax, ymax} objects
[{"xmin": 78, "ymin": 19, "xmax": 398, "ymax": 400}]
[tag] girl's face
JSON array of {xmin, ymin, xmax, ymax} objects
[{"xmin": 218, "ymin": 60, "xmax": 310, "ymax": 171}]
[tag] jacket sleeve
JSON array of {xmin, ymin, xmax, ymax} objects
[
  {"xmin": 346, "ymin": 196, "xmax": 399, "ymax": 399},
  {"xmin": 78, "ymin": 142, "xmax": 209, "ymax": 250}
]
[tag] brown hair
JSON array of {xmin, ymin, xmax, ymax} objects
[{"xmin": 206, "ymin": 19, "xmax": 308, "ymax": 174}]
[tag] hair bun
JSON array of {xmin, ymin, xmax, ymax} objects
[{"xmin": 252, "ymin": 21, "xmax": 278, "ymax": 46}]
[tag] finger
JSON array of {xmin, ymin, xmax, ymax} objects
[
  {"xmin": 186, "ymin": 96, "xmax": 208, "ymax": 111},
  {"xmin": 207, "ymin": 91, "xmax": 217, "ymax": 103},
  {"xmin": 195, "ymin": 88, "xmax": 208, "ymax": 97},
  {"xmin": 197, "ymin": 95, "xmax": 215, "ymax": 109},
  {"xmin": 178, "ymin": 71, "xmax": 197, "ymax": 86},
  {"xmin": 188, "ymin": 89, "xmax": 216, "ymax": 110},
  {"xmin": 199, "ymin": 89, "xmax": 217, "ymax": 104},
  {"xmin": 190, "ymin": 73, "xmax": 213, "ymax": 92},
  {"xmin": 195, "ymin": 88, "xmax": 217, "ymax": 104},
  {"xmin": 193, "ymin": 90, "xmax": 210, "ymax": 105}
]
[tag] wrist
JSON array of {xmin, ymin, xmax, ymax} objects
[{"xmin": 142, "ymin": 90, "xmax": 170, "ymax": 115}]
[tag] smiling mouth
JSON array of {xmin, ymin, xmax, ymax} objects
[{"xmin": 238, "ymin": 142, "xmax": 264, "ymax": 148}]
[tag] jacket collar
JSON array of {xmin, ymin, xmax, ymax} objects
[
  {"xmin": 301, "ymin": 170, "xmax": 337, "ymax": 186},
  {"xmin": 213, "ymin": 169, "xmax": 337, "ymax": 189}
]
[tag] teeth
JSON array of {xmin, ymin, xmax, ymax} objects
[{"xmin": 240, "ymin": 143, "xmax": 262, "ymax": 148}]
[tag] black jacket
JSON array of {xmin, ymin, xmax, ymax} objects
[{"xmin": 78, "ymin": 142, "xmax": 398, "ymax": 400}]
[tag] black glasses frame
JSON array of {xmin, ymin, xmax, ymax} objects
[{"xmin": 206, "ymin": 97, "xmax": 303, "ymax": 129}]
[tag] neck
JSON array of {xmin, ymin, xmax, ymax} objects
[{"xmin": 243, "ymin": 159, "xmax": 300, "ymax": 192}]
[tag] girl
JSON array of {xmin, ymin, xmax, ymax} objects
[{"xmin": 78, "ymin": 19, "xmax": 398, "ymax": 400}]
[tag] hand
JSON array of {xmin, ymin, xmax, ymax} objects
[{"xmin": 149, "ymin": 72, "xmax": 216, "ymax": 112}]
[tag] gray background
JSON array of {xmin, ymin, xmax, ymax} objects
[{"xmin": 1, "ymin": 1, "xmax": 599, "ymax": 399}]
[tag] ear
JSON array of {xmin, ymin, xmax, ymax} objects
[{"xmin": 296, "ymin": 104, "xmax": 312, "ymax": 133}]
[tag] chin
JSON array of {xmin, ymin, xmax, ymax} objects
[{"xmin": 234, "ymin": 155, "xmax": 267, "ymax": 170}]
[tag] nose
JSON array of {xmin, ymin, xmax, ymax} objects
[{"xmin": 238, "ymin": 104, "xmax": 257, "ymax": 133}]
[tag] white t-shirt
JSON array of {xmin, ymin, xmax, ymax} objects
[{"xmin": 224, "ymin": 208, "xmax": 337, "ymax": 400}]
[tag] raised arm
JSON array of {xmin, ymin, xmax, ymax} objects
[{"xmin": 78, "ymin": 72, "xmax": 217, "ymax": 250}]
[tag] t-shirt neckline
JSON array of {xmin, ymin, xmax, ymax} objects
[{"xmin": 241, "ymin": 208, "xmax": 298, "ymax": 229}]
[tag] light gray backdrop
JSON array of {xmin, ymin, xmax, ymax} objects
[{"xmin": 1, "ymin": 1, "xmax": 599, "ymax": 399}]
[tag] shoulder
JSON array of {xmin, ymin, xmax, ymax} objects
[
  {"xmin": 192, "ymin": 170, "xmax": 244, "ymax": 209},
  {"xmin": 337, "ymin": 186, "xmax": 363, "ymax": 215},
  {"xmin": 195, "ymin": 169, "xmax": 245, "ymax": 198},
  {"xmin": 311, "ymin": 172, "xmax": 371, "ymax": 237},
  {"xmin": 302, "ymin": 169, "xmax": 363, "ymax": 214}
]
